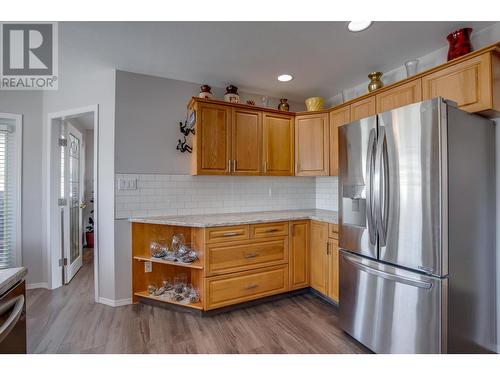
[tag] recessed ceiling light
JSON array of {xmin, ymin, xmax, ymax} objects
[
  {"xmin": 277, "ymin": 74, "xmax": 293, "ymax": 82},
  {"xmin": 347, "ymin": 21, "xmax": 373, "ymax": 33}
]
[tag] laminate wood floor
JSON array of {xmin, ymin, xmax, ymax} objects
[{"xmin": 27, "ymin": 249, "xmax": 369, "ymax": 354}]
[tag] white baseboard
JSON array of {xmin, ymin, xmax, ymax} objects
[
  {"xmin": 98, "ymin": 297, "xmax": 132, "ymax": 307},
  {"xmin": 27, "ymin": 282, "xmax": 49, "ymax": 290}
]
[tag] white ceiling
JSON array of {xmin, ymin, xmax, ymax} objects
[{"xmin": 62, "ymin": 21, "xmax": 495, "ymax": 101}]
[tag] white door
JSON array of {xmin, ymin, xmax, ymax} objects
[{"xmin": 63, "ymin": 123, "xmax": 84, "ymax": 283}]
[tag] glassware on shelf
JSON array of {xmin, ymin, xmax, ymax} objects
[
  {"xmin": 404, "ymin": 59, "xmax": 419, "ymax": 77},
  {"xmin": 150, "ymin": 241, "xmax": 168, "ymax": 258},
  {"xmin": 171, "ymin": 233, "xmax": 186, "ymax": 255},
  {"xmin": 162, "ymin": 278, "xmax": 174, "ymax": 291},
  {"xmin": 177, "ymin": 247, "xmax": 198, "ymax": 264},
  {"xmin": 147, "ymin": 283, "xmax": 158, "ymax": 295}
]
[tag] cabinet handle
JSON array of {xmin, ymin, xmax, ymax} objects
[
  {"xmin": 233, "ymin": 160, "xmax": 237, "ymax": 172},
  {"xmin": 243, "ymin": 252, "xmax": 258, "ymax": 258},
  {"xmin": 327, "ymin": 243, "xmax": 331, "ymax": 255},
  {"xmin": 228, "ymin": 159, "xmax": 232, "ymax": 173},
  {"xmin": 244, "ymin": 284, "xmax": 258, "ymax": 290},
  {"xmin": 263, "ymin": 161, "xmax": 267, "ymax": 174},
  {"xmin": 265, "ymin": 229, "xmax": 279, "ymax": 233},
  {"xmin": 222, "ymin": 232, "xmax": 240, "ymax": 237}
]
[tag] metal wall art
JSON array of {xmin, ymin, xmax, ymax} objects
[{"xmin": 177, "ymin": 111, "xmax": 196, "ymax": 153}]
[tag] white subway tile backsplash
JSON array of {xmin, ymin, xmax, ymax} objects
[{"xmin": 115, "ymin": 174, "xmax": 338, "ymax": 219}]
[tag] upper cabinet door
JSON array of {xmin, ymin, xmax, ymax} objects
[
  {"xmin": 262, "ymin": 112, "xmax": 294, "ymax": 176},
  {"xmin": 193, "ymin": 103, "xmax": 231, "ymax": 175},
  {"xmin": 350, "ymin": 96, "xmax": 376, "ymax": 121},
  {"xmin": 295, "ymin": 113, "xmax": 329, "ymax": 176},
  {"xmin": 376, "ymin": 79, "xmax": 423, "ymax": 113},
  {"xmin": 232, "ymin": 108, "xmax": 262, "ymax": 175},
  {"xmin": 329, "ymin": 106, "xmax": 350, "ymax": 176},
  {"xmin": 422, "ymin": 53, "xmax": 492, "ymax": 113}
]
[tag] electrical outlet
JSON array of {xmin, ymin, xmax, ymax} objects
[
  {"xmin": 118, "ymin": 177, "xmax": 137, "ymax": 190},
  {"xmin": 144, "ymin": 261, "xmax": 152, "ymax": 273}
]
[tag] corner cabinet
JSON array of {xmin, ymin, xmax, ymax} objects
[
  {"xmin": 262, "ymin": 112, "xmax": 294, "ymax": 176},
  {"xmin": 294, "ymin": 113, "xmax": 329, "ymax": 176},
  {"xmin": 191, "ymin": 102, "xmax": 231, "ymax": 175}
]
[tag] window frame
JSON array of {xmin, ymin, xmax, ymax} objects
[{"xmin": 0, "ymin": 112, "xmax": 22, "ymax": 268}]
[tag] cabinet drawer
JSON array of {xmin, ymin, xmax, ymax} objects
[
  {"xmin": 328, "ymin": 224, "xmax": 339, "ymax": 239},
  {"xmin": 205, "ymin": 265, "xmax": 289, "ymax": 310},
  {"xmin": 205, "ymin": 225, "xmax": 249, "ymax": 243},
  {"xmin": 206, "ymin": 237, "xmax": 288, "ymax": 275},
  {"xmin": 250, "ymin": 221, "xmax": 289, "ymax": 238}
]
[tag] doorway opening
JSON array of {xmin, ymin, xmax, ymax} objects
[{"xmin": 45, "ymin": 106, "xmax": 99, "ymax": 300}]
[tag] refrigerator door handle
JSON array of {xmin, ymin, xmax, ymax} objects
[
  {"xmin": 343, "ymin": 254, "xmax": 432, "ymax": 289},
  {"xmin": 365, "ymin": 128, "xmax": 377, "ymax": 246},
  {"xmin": 374, "ymin": 126, "xmax": 388, "ymax": 246}
]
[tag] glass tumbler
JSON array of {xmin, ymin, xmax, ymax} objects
[{"xmin": 404, "ymin": 59, "xmax": 419, "ymax": 77}]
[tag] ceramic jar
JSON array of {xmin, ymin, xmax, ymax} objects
[
  {"xmin": 368, "ymin": 72, "xmax": 384, "ymax": 92},
  {"xmin": 224, "ymin": 85, "xmax": 240, "ymax": 103},
  {"xmin": 305, "ymin": 97, "xmax": 325, "ymax": 111},
  {"xmin": 198, "ymin": 84, "xmax": 213, "ymax": 99},
  {"xmin": 278, "ymin": 98, "xmax": 290, "ymax": 111},
  {"xmin": 447, "ymin": 28, "xmax": 473, "ymax": 61}
]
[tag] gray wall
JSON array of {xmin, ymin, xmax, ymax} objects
[
  {"xmin": 114, "ymin": 70, "xmax": 305, "ymax": 174},
  {"xmin": 0, "ymin": 91, "xmax": 45, "ymax": 286}
]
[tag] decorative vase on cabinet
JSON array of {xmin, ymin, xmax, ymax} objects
[
  {"xmin": 447, "ymin": 27, "xmax": 473, "ymax": 61},
  {"xmin": 368, "ymin": 72, "xmax": 384, "ymax": 92},
  {"xmin": 278, "ymin": 98, "xmax": 290, "ymax": 111}
]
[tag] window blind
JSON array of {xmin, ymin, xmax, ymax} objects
[{"xmin": 0, "ymin": 120, "xmax": 18, "ymax": 269}]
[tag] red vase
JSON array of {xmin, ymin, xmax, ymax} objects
[{"xmin": 447, "ymin": 28, "xmax": 473, "ymax": 61}]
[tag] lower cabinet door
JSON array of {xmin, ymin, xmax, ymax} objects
[
  {"xmin": 205, "ymin": 265, "xmax": 289, "ymax": 310},
  {"xmin": 327, "ymin": 239, "xmax": 339, "ymax": 302},
  {"xmin": 289, "ymin": 220, "xmax": 309, "ymax": 290},
  {"xmin": 310, "ymin": 221, "xmax": 328, "ymax": 295}
]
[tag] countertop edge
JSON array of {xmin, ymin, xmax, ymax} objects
[{"xmin": 129, "ymin": 210, "xmax": 338, "ymax": 227}]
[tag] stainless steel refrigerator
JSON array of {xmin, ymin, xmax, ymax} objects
[{"xmin": 338, "ymin": 97, "xmax": 497, "ymax": 354}]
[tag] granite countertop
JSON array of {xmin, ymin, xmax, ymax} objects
[
  {"xmin": 129, "ymin": 209, "xmax": 338, "ymax": 227},
  {"xmin": 0, "ymin": 267, "xmax": 27, "ymax": 296}
]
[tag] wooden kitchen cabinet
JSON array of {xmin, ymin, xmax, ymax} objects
[
  {"xmin": 294, "ymin": 113, "xmax": 329, "ymax": 176},
  {"xmin": 350, "ymin": 96, "xmax": 376, "ymax": 121},
  {"xmin": 329, "ymin": 106, "xmax": 350, "ymax": 176},
  {"xmin": 376, "ymin": 79, "xmax": 423, "ymax": 113},
  {"xmin": 232, "ymin": 108, "xmax": 262, "ymax": 175},
  {"xmin": 289, "ymin": 220, "xmax": 310, "ymax": 290},
  {"xmin": 309, "ymin": 221, "xmax": 328, "ymax": 295},
  {"xmin": 422, "ymin": 52, "xmax": 496, "ymax": 113},
  {"xmin": 262, "ymin": 112, "xmax": 294, "ymax": 176},
  {"xmin": 327, "ymin": 239, "xmax": 339, "ymax": 302},
  {"xmin": 191, "ymin": 102, "xmax": 231, "ymax": 175}
]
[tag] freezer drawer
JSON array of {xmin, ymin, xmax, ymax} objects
[{"xmin": 339, "ymin": 251, "xmax": 447, "ymax": 353}]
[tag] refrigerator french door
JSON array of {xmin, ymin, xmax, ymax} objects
[{"xmin": 338, "ymin": 98, "xmax": 497, "ymax": 354}]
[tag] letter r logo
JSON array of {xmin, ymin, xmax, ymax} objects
[{"xmin": 2, "ymin": 23, "xmax": 53, "ymax": 75}]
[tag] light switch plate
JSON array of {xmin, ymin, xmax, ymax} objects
[
  {"xmin": 144, "ymin": 261, "xmax": 152, "ymax": 273},
  {"xmin": 118, "ymin": 177, "xmax": 137, "ymax": 190}
]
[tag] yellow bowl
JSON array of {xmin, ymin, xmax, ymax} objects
[{"xmin": 305, "ymin": 97, "xmax": 325, "ymax": 111}]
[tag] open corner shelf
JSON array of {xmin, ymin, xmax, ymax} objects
[
  {"xmin": 133, "ymin": 255, "xmax": 203, "ymax": 270},
  {"xmin": 134, "ymin": 291, "xmax": 203, "ymax": 310}
]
